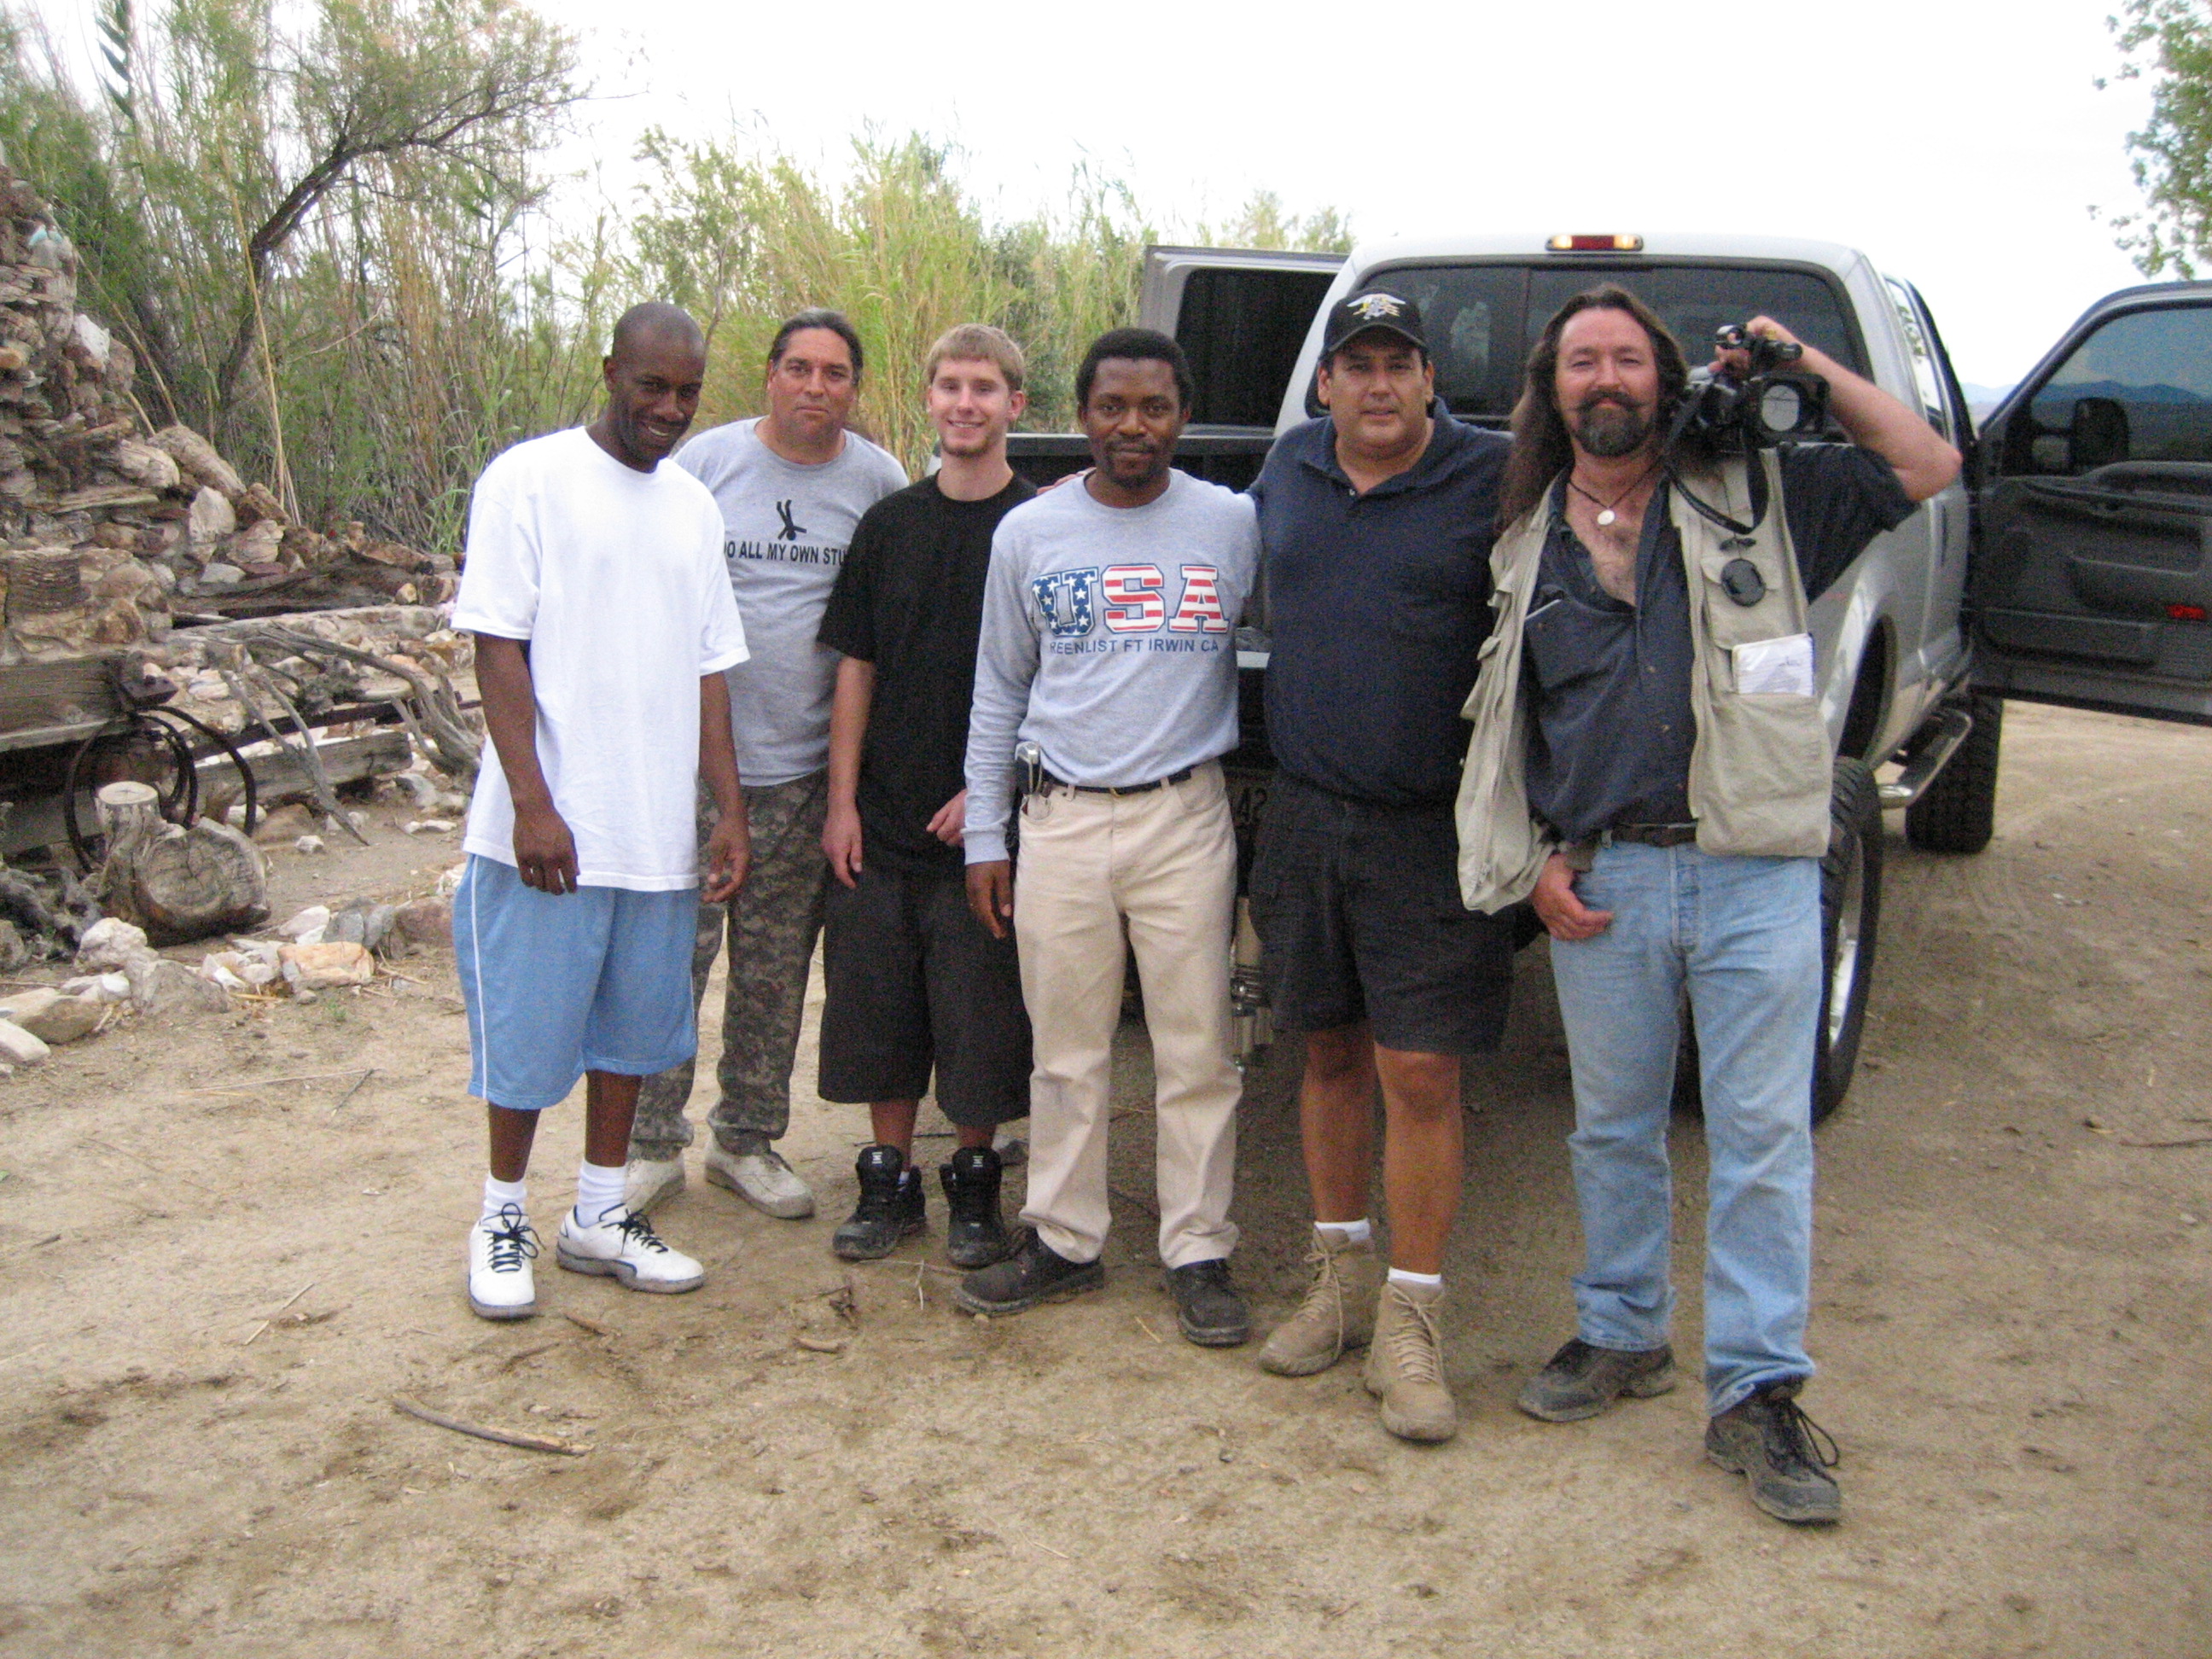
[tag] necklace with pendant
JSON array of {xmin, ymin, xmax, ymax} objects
[{"xmin": 1569, "ymin": 465, "xmax": 1656, "ymax": 529}]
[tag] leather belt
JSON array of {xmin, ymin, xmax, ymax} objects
[
  {"xmin": 1604, "ymin": 821, "xmax": 1699, "ymax": 847},
  {"xmin": 1045, "ymin": 767, "xmax": 1194, "ymax": 797}
]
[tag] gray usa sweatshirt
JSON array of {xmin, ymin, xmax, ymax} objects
[{"xmin": 963, "ymin": 469, "xmax": 1260, "ymax": 864}]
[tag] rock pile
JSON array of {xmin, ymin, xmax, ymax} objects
[
  {"xmin": 0, "ymin": 157, "xmax": 457, "ymax": 667},
  {"xmin": 0, "ymin": 876, "xmax": 459, "ymax": 1067}
]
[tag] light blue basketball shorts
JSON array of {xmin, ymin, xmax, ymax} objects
[{"xmin": 452, "ymin": 855, "xmax": 700, "ymax": 1112}]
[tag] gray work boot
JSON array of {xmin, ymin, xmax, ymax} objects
[
  {"xmin": 1516, "ymin": 1336, "xmax": 1678, "ymax": 1422},
  {"xmin": 1706, "ymin": 1380, "xmax": 1842, "ymax": 1525},
  {"xmin": 1258, "ymin": 1226, "xmax": 1382, "ymax": 1377},
  {"xmin": 1362, "ymin": 1279, "xmax": 1457, "ymax": 1443}
]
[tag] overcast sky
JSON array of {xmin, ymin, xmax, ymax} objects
[
  {"xmin": 527, "ymin": 0, "xmax": 2151, "ymax": 392},
  {"xmin": 37, "ymin": 0, "xmax": 2162, "ymax": 390}
]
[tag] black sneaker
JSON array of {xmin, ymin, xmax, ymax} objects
[
  {"xmin": 1165, "ymin": 1258, "xmax": 1250, "ymax": 1347},
  {"xmin": 1705, "ymin": 1380, "xmax": 1842, "ymax": 1525},
  {"xmin": 952, "ymin": 1228, "xmax": 1103, "ymax": 1316},
  {"xmin": 1516, "ymin": 1336, "xmax": 1677, "ymax": 1422},
  {"xmin": 940, "ymin": 1145, "xmax": 1013, "ymax": 1269},
  {"xmin": 832, "ymin": 1145, "xmax": 926, "ymax": 1261}
]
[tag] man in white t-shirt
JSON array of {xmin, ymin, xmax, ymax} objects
[
  {"xmin": 625, "ymin": 309, "xmax": 907, "ymax": 1222},
  {"xmin": 452, "ymin": 303, "xmax": 752, "ymax": 1322}
]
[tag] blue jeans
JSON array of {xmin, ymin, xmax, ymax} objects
[{"xmin": 1547, "ymin": 842, "xmax": 1822, "ymax": 1414}]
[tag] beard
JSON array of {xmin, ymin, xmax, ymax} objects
[{"xmin": 1571, "ymin": 394, "xmax": 1653, "ymax": 458}]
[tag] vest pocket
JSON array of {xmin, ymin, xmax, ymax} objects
[
  {"xmin": 1694, "ymin": 546, "xmax": 1797, "ymax": 651},
  {"xmin": 1693, "ymin": 685, "xmax": 1831, "ymax": 849}
]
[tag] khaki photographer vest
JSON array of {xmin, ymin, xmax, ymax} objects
[{"xmin": 1454, "ymin": 451, "xmax": 1833, "ymax": 914}]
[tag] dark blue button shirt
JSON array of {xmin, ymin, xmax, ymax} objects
[
  {"xmin": 1251, "ymin": 408, "xmax": 1510, "ymax": 806},
  {"xmin": 1523, "ymin": 445, "xmax": 1915, "ymax": 843}
]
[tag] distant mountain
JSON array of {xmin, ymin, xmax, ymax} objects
[
  {"xmin": 2035, "ymin": 377, "xmax": 2209, "ymax": 405},
  {"xmin": 1959, "ymin": 382, "xmax": 2012, "ymax": 422}
]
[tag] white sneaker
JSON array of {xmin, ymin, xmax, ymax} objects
[
  {"xmin": 555, "ymin": 1205, "xmax": 704, "ymax": 1293},
  {"xmin": 467, "ymin": 1204, "xmax": 539, "ymax": 1320},
  {"xmin": 623, "ymin": 1155, "xmax": 686, "ymax": 1215},
  {"xmin": 704, "ymin": 1143, "xmax": 815, "ymax": 1219}
]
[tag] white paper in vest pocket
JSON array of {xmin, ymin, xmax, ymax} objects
[{"xmin": 1732, "ymin": 632, "xmax": 1815, "ymax": 696}]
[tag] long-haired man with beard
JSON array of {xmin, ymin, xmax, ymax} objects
[{"xmin": 1456, "ymin": 286, "xmax": 1957, "ymax": 1522}]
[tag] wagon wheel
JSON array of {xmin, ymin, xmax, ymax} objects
[{"xmin": 61, "ymin": 707, "xmax": 259, "ymax": 873}]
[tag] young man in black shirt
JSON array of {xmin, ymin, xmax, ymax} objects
[{"xmin": 815, "ymin": 325, "xmax": 1037, "ymax": 1266}]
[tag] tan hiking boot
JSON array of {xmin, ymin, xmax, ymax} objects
[
  {"xmin": 1259, "ymin": 1227, "xmax": 1382, "ymax": 1377},
  {"xmin": 1362, "ymin": 1279, "xmax": 1457, "ymax": 1442}
]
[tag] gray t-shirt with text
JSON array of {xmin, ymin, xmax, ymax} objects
[
  {"xmin": 675, "ymin": 418, "xmax": 907, "ymax": 785},
  {"xmin": 963, "ymin": 469, "xmax": 1259, "ymax": 863}
]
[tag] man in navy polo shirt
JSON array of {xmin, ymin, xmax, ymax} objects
[{"xmin": 1247, "ymin": 291, "xmax": 1516, "ymax": 1443}]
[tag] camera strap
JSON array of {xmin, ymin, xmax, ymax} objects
[
  {"xmin": 1658, "ymin": 374, "xmax": 1773, "ymax": 538},
  {"xmin": 1665, "ymin": 466, "xmax": 1760, "ymax": 538}
]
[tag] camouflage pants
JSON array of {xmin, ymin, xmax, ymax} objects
[{"xmin": 628, "ymin": 771, "xmax": 830, "ymax": 1161}]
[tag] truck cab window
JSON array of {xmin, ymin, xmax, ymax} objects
[
  {"xmin": 1333, "ymin": 265, "xmax": 1522, "ymax": 422},
  {"xmin": 2005, "ymin": 304, "xmax": 2212, "ymax": 476}
]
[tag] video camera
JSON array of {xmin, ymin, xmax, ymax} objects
[{"xmin": 1674, "ymin": 323, "xmax": 1830, "ymax": 450}]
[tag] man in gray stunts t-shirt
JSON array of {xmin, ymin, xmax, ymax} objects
[{"xmin": 626, "ymin": 310, "xmax": 906, "ymax": 1220}]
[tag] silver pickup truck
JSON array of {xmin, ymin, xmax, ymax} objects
[{"xmin": 1010, "ymin": 236, "xmax": 2212, "ymax": 1120}]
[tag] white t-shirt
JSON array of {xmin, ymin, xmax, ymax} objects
[
  {"xmin": 454, "ymin": 427, "xmax": 749, "ymax": 890},
  {"xmin": 674, "ymin": 419, "xmax": 906, "ymax": 785}
]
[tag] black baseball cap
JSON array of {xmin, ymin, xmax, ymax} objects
[{"xmin": 1321, "ymin": 289, "xmax": 1428, "ymax": 357}]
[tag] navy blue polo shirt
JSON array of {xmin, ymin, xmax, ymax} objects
[{"xmin": 1250, "ymin": 408, "xmax": 1510, "ymax": 806}]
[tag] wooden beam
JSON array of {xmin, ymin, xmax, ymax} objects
[{"xmin": 0, "ymin": 654, "xmax": 125, "ymax": 749}]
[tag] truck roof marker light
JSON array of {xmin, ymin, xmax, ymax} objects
[
  {"xmin": 2169, "ymin": 602, "xmax": 2207, "ymax": 622},
  {"xmin": 1547, "ymin": 234, "xmax": 1644, "ymax": 253}
]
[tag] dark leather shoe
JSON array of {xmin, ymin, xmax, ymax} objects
[
  {"xmin": 832, "ymin": 1145, "xmax": 925, "ymax": 1261},
  {"xmin": 940, "ymin": 1145, "xmax": 1013, "ymax": 1268},
  {"xmin": 1165, "ymin": 1258, "xmax": 1250, "ymax": 1347},
  {"xmin": 952, "ymin": 1228, "xmax": 1103, "ymax": 1315}
]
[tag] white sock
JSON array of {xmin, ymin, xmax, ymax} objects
[
  {"xmin": 1388, "ymin": 1267, "xmax": 1443, "ymax": 1289},
  {"xmin": 481, "ymin": 1174, "xmax": 527, "ymax": 1223},
  {"xmin": 1317, "ymin": 1219, "xmax": 1373, "ymax": 1246},
  {"xmin": 573, "ymin": 1160, "xmax": 626, "ymax": 1226}
]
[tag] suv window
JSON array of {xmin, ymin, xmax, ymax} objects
[
  {"xmin": 1353, "ymin": 261, "xmax": 1866, "ymax": 424},
  {"xmin": 2007, "ymin": 303, "xmax": 2212, "ymax": 474}
]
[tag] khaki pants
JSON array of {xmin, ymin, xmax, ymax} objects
[{"xmin": 1013, "ymin": 761, "xmax": 1241, "ymax": 1269}]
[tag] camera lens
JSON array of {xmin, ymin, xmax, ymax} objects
[{"xmin": 1759, "ymin": 381, "xmax": 1805, "ymax": 434}]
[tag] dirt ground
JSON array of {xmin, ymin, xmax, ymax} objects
[{"xmin": 0, "ymin": 698, "xmax": 2208, "ymax": 1657}]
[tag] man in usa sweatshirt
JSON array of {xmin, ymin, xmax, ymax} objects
[{"xmin": 954, "ymin": 327, "xmax": 1260, "ymax": 1348}]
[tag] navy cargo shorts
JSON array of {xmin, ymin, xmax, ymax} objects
[{"xmin": 1247, "ymin": 771, "xmax": 1515, "ymax": 1056}]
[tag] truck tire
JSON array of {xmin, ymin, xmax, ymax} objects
[
  {"xmin": 1813, "ymin": 757, "xmax": 1883, "ymax": 1125},
  {"xmin": 1905, "ymin": 690, "xmax": 2002, "ymax": 854}
]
